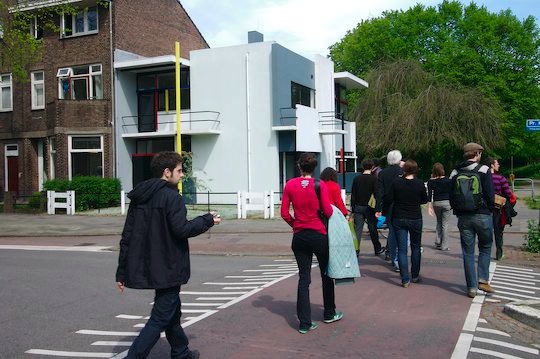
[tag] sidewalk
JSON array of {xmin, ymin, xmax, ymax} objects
[{"xmin": 0, "ymin": 201, "xmax": 537, "ymax": 257}]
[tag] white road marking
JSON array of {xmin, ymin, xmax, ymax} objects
[
  {"xmin": 495, "ymin": 268, "xmax": 540, "ymax": 276},
  {"xmin": 490, "ymin": 285, "xmax": 536, "ymax": 294},
  {"xmin": 491, "ymin": 280, "xmax": 538, "ymax": 290},
  {"xmin": 91, "ymin": 342, "xmax": 132, "ymax": 347},
  {"xmin": 469, "ymin": 347, "xmax": 528, "ymax": 358},
  {"xmin": 473, "ymin": 337, "xmax": 539, "ymax": 354},
  {"xmin": 497, "ymin": 265, "xmax": 534, "ymax": 272},
  {"xmin": 0, "ymin": 245, "xmax": 110, "ymax": 252},
  {"xmin": 25, "ymin": 349, "xmax": 114, "ymax": 357},
  {"xmin": 76, "ymin": 330, "xmax": 139, "ymax": 336},
  {"xmin": 475, "ymin": 327, "xmax": 511, "ymax": 337}
]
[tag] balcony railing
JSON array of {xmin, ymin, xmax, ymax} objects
[
  {"xmin": 273, "ymin": 108, "xmax": 347, "ymax": 134},
  {"xmin": 121, "ymin": 111, "xmax": 221, "ymax": 136}
]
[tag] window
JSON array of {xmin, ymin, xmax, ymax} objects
[
  {"xmin": 57, "ymin": 64, "xmax": 102, "ymax": 100},
  {"xmin": 0, "ymin": 73, "xmax": 13, "ymax": 111},
  {"xmin": 69, "ymin": 135, "xmax": 103, "ymax": 178},
  {"xmin": 31, "ymin": 71, "xmax": 45, "ymax": 109},
  {"xmin": 29, "ymin": 16, "xmax": 43, "ymax": 39},
  {"xmin": 61, "ymin": 6, "xmax": 98, "ymax": 37},
  {"xmin": 291, "ymin": 82, "xmax": 314, "ymax": 108}
]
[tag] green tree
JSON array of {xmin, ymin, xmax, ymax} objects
[
  {"xmin": 330, "ymin": 0, "xmax": 540, "ymax": 166},
  {"xmin": 353, "ymin": 60, "xmax": 503, "ymax": 174},
  {"xmin": 0, "ymin": 1, "xmax": 104, "ymax": 82}
]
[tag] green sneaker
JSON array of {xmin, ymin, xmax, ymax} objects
[
  {"xmin": 323, "ymin": 311, "xmax": 343, "ymax": 323},
  {"xmin": 298, "ymin": 322, "xmax": 318, "ymax": 334}
]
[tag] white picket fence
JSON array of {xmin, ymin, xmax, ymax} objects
[
  {"xmin": 237, "ymin": 191, "xmax": 276, "ymax": 219},
  {"xmin": 47, "ymin": 191, "xmax": 76, "ymax": 215},
  {"xmin": 46, "ymin": 190, "xmax": 278, "ymax": 219}
]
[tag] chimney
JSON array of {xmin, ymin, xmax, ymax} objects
[{"xmin": 248, "ymin": 31, "xmax": 264, "ymax": 43}]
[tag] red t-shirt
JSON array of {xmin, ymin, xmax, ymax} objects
[
  {"xmin": 281, "ymin": 177, "xmax": 333, "ymax": 234},
  {"xmin": 323, "ymin": 180, "xmax": 348, "ymax": 216}
]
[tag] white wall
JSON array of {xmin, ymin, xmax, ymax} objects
[{"xmin": 190, "ymin": 42, "xmax": 279, "ymax": 193}]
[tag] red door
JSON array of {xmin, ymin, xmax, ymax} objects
[{"xmin": 7, "ymin": 156, "xmax": 19, "ymax": 193}]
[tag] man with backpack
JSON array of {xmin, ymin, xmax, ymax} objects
[{"xmin": 449, "ymin": 142, "xmax": 495, "ymax": 299}]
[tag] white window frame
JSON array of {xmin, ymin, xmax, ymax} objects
[
  {"xmin": 57, "ymin": 64, "xmax": 102, "ymax": 100},
  {"xmin": 0, "ymin": 73, "xmax": 13, "ymax": 112},
  {"xmin": 31, "ymin": 71, "xmax": 45, "ymax": 110},
  {"xmin": 68, "ymin": 135, "xmax": 104, "ymax": 179},
  {"xmin": 61, "ymin": 6, "xmax": 98, "ymax": 38},
  {"xmin": 29, "ymin": 16, "xmax": 42, "ymax": 39}
]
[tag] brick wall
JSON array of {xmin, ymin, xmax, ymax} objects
[{"xmin": 114, "ymin": 0, "xmax": 209, "ymax": 59}]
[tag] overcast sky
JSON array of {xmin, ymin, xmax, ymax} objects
[{"xmin": 181, "ymin": 0, "xmax": 539, "ymax": 58}]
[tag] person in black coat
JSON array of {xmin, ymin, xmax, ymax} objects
[
  {"xmin": 116, "ymin": 151, "xmax": 220, "ymax": 359},
  {"xmin": 375, "ymin": 150, "xmax": 403, "ymax": 271}
]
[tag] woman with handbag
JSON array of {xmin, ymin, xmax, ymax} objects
[
  {"xmin": 281, "ymin": 153, "xmax": 343, "ymax": 334},
  {"xmin": 486, "ymin": 157, "xmax": 514, "ymax": 260}
]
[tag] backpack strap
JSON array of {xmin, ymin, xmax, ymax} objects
[{"xmin": 314, "ymin": 178, "xmax": 322, "ymax": 210}]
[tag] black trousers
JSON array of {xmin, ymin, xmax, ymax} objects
[
  {"xmin": 292, "ymin": 229, "xmax": 336, "ymax": 330},
  {"xmin": 492, "ymin": 209, "xmax": 504, "ymax": 259},
  {"xmin": 127, "ymin": 286, "xmax": 189, "ymax": 359}
]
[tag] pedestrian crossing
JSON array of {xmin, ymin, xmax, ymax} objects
[
  {"xmin": 452, "ymin": 263, "xmax": 540, "ymax": 359},
  {"xmin": 25, "ymin": 258, "xmax": 300, "ymax": 358}
]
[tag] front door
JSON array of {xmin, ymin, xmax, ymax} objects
[{"xmin": 7, "ymin": 157, "xmax": 18, "ymax": 193}]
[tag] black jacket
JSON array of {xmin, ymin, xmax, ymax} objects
[
  {"xmin": 375, "ymin": 164, "xmax": 403, "ymax": 215},
  {"xmin": 115, "ymin": 178, "xmax": 214, "ymax": 289},
  {"xmin": 449, "ymin": 161, "xmax": 495, "ymax": 216}
]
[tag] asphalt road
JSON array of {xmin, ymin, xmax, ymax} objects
[{"xmin": 1, "ymin": 239, "xmax": 539, "ymax": 359}]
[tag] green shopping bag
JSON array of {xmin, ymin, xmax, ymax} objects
[{"xmin": 348, "ymin": 219, "xmax": 359, "ymax": 252}]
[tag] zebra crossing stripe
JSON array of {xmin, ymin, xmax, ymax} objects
[
  {"xmin": 472, "ymin": 337, "xmax": 539, "ymax": 354},
  {"xmin": 25, "ymin": 349, "xmax": 114, "ymax": 357},
  {"xmin": 469, "ymin": 347, "xmax": 529, "ymax": 359}
]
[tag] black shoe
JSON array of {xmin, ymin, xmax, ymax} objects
[
  {"xmin": 187, "ymin": 349, "xmax": 200, "ymax": 359},
  {"xmin": 375, "ymin": 246, "xmax": 386, "ymax": 256}
]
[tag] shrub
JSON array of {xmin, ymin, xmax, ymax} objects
[
  {"xmin": 28, "ymin": 191, "xmax": 46, "ymax": 209},
  {"xmin": 44, "ymin": 177, "xmax": 121, "ymax": 211},
  {"xmin": 524, "ymin": 219, "xmax": 540, "ymax": 253}
]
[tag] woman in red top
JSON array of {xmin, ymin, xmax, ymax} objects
[
  {"xmin": 320, "ymin": 167, "xmax": 348, "ymax": 216},
  {"xmin": 281, "ymin": 153, "xmax": 343, "ymax": 334}
]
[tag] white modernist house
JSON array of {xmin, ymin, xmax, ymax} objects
[{"xmin": 114, "ymin": 32, "xmax": 367, "ymax": 202}]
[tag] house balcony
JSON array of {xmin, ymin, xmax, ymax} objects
[
  {"xmin": 271, "ymin": 107, "xmax": 347, "ymax": 135},
  {"xmin": 120, "ymin": 111, "xmax": 221, "ymax": 138}
]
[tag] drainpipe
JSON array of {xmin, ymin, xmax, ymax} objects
[
  {"xmin": 245, "ymin": 52, "xmax": 251, "ymax": 192},
  {"xmin": 108, "ymin": 0, "xmax": 116, "ymax": 178}
]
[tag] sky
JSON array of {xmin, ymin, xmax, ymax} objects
[{"xmin": 181, "ymin": 0, "xmax": 539, "ymax": 58}]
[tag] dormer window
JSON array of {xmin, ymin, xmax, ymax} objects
[{"xmin": 61, "ymin": 6, "xmax": 98, "ymax": 38}]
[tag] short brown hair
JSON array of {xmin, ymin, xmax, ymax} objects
[
  {"xmin": 150, "ymin": 151, "xmax": 183, "ymax": 178},
  {"xmin": 402, "ymin": 159, "xmax": 418, "ymax": 176},
  {"xmin": 297, "ymin": 153, "xmax": 318, "ymax": 174},
  {"xmin": 431, "ymin": 162, "xmax": 445, "ymax": 177}
]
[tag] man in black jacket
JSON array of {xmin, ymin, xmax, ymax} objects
[
  {"xmin": 116, "ymin": 151, "xmax": 220, "ymax": 359},
  {"xmin": 375, "ymin": 150, "xmax": 403, "ymax": 271}
]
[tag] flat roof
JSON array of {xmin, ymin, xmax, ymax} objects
[
  {"xmin": 334, "ymin": 72, "xmax": 368, "ymax": 90},
  {"xmin": 114, "ymin": 55, "xmax": 190, "ymax": 70}
]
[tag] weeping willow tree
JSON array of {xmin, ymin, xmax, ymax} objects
[{"xmin": 352, "ymin": 59, "xmax": 503, "ymax": 173}]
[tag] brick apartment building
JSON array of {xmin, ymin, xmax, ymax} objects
[{"xmin": 0, "ymin": 0, "xmax": 208, "ymax": 196}]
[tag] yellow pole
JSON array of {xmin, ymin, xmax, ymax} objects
[{"xmin": 175, "ymin": 41, "xmax": 183, "ymax": 192}]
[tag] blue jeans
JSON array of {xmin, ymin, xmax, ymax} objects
[
  {"xmin": 387, "ymin": 223, "xmax": 398, "ymax": 268},
  {"xmin": 292, "ymin": 229, "xmax": 336, "ymax": 330},
  {"xmin": 457, "ymin": 214, "xmax": 493, "ymax": 290},
  {"xmin": 393, "ymin": 218, "xmax": 423, "ymax": 284},
  {"xmin": 127, "ymin": 286, "xmax": 190, "ymax": 359}
]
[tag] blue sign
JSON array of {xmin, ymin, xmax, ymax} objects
[{"xmin": 526, "ymin": 119, "xmax": 540, "ymax": 131}]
